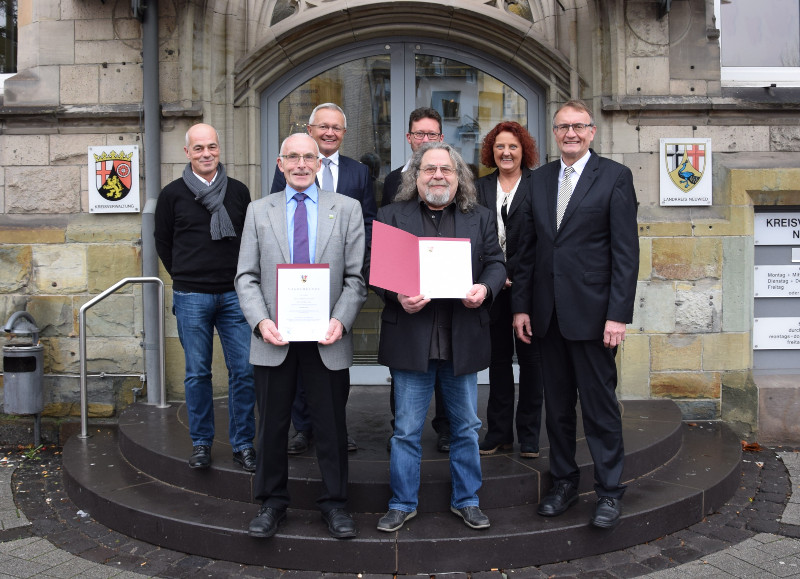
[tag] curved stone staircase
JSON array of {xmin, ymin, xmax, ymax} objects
[{"xmin": 62, "ymin": 387, "xmax": 741, "ymax": 574}]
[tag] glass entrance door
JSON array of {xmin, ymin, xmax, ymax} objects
[{"xmin": 261, "ymin": 40, "xmax": 545, "ymax": 379}]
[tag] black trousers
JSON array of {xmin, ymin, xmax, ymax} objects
[
  {"xmin": 254, "ymin": 342, "xmax": 349, "ymax": 512},
  {"xmin": 485, "ymin": 287, "xmax": 544, "ymax": 446},
  {"xmin": 540, "ymin": 314, "xmax": 625, "ymax": 498}
]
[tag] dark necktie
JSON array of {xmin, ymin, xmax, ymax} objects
[
  {"xmin": 501, "ymin": 195, "xmax": 509, "ymax": 225},
  {"xmin": 292, "ymin": 192, "xmax": 310, "ymax": 264}
]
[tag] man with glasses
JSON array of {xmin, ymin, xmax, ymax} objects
[
  {"xmin": 381, "ymin": 107, "xmax": 444, "ymax": 207},
  {"xmin": 270, "ymin": 103, "xmax": 377, "ymax": 455},
  {"xmin": 370, "ymin": 142, "xmax": 505, "ymax": 532},
  {"xmin": 512, "ymin": 99, "xmax": 639, "ymax": 529},
  {"xmin": 380, "ymin": 107, "xmax": 452, "ymax": 452},
  {"xmin": 237, "ymin": 133, "xmax": 367, "ymax": 540}
]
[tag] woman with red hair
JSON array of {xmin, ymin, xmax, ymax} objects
[{"xmin": 476, "ymin": 121, "xmax": 544, "ymax": 459}]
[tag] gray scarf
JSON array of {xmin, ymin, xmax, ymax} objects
[{"xmin": 182, "ymin": 162, "xmax": 236, "ymax": 240}]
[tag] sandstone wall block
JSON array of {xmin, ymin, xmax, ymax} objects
[
  {"xmin": 651, "ymin": 371, "xmax": 721, "ymax": 399},
  {"xmin": 32, "ymin": 245, "xmax": 87, "ymax": 293},
  {"xmin": 651, "ymin": 334, "xmax": 702, "ymax": 371},
  {"xmin": 0, "ymin": 246, "xmax": 32, "ymax": 293},
  {"xmin": 652, "ymin": 237, "xmax": 722, "ymax": 280},
  {"xmin": 6, "ymin": 166, "xmax": 82, "ymax": 214}
]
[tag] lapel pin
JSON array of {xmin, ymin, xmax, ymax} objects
[{"xmin": 329, "ymin": 214, "xmax": 334, "ymax": 219}]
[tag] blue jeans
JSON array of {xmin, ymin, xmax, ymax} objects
[
  {"xmin": 389, "ymin": 361, "xmax": 482, "ymax": 512},
  {"xmin": 173, "ymin": 290, "xmax": 255, "ymax": 452}
]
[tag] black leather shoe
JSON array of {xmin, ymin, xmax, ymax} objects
[
  {"xmin": 188, "ymin": 445, "xmax": 211, "ymax": 469},
  {"xmin": 248, "ymin": 505, "xmax": 287, "ymax": 538},
  {"xmin": 519, "ymin": 443, "xmax": 540, "ymax": 459},
  {"xmin": 233, "ymin": 447, "xmax": 256, "ymax": 472},
  {"xmin": 377, "ymin": 509, "xmax": 416, "ymax": 532},
  {"xmin": 450, "ymin": 505, "xmax": 490, "ymax": 529},
  {"xmin": 591, "ymin": 496, "xmax": 622, "ymax": 529},
  {"xmin": 537, "ymin": 481, "xmax": 578, "ymax": 517},
  {"xmin": 287, "ymin": 430, "xmax": 311, "ymax": 455},
  {"xmin": 347, "ymin": 435, "xmax": 358, "ymax": 452},
  {"xmin": 321, "ymin": 508, "xmax": 357, "ymax": 539},
  {"xmin": 437, "ymin": 431, "xmax": 451, "ymax": 453},
  {"xmin": 478, "ymin": 439, "xmax": 512, "ymax": 455}
]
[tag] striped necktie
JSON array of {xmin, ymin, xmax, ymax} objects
[{"xmin": 556, "ymin": 166, "xmax": 574, "ymax": 229}]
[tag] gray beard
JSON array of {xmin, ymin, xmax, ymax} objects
[{"xmin": 424, "ymin": 188, "xmax": 452, "ymax": 207}]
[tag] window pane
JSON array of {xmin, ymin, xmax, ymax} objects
[
  {"xmin": 415, "ymin": 55, "xmax": 527, "ymax": 178},
  {"xmin": 278, "ymin": 55, "xmax": 391, "ymax": 201},
  {"xmin": 0, "ymin": 0, "xmax": 17, "ymax": 74},
  {"xmin": 721, "ymin": 0, "xmax": 800, "ymax": 67}
]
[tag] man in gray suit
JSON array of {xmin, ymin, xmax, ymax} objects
[{"xmin": 235, "ymin": 133, "xmax": 367, "ymax": 540}]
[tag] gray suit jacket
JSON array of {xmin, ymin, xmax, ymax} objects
[{"xmin": 235, "ymin": 189, "xmax": 367, "ymax": 371}]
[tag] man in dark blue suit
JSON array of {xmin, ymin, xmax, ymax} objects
[
  {"xmin": 270, "ymin": 103, "xmax": 377, "ymax": 454},
  {"xmin": 512, "ymin": 99, "xmax": 639, "ymax": 529}
]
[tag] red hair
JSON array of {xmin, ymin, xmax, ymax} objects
[{"xmin": 480, "ymin": 121, "xmax": 539, "ymax": 169}]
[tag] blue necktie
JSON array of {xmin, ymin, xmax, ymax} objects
[{"xmin": 292, "ymin": 193, "xmax": 310, "ymax": 264}]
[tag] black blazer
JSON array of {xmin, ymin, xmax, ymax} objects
[
  {"xmin": 270, "ymin": 154, "xmax": 377, "ymax": 243},
  {"xmin": 476, "ymin": 167, "xmax": 533, "ymax": 282},
  {"xmin": 381, "ymin": 166, "xmax": 403, "ymax": 207},
  {"xmin": 511, "ymin": 151, "xmax": 639, "ymax": 341},
  {"xmin": 371, "ymin": 199, "xmax": 506, "ymax": 376}
]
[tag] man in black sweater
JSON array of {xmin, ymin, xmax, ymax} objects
[{"xmin": 154, "ymin": 123, "xmax": 256, "ymax": 472}]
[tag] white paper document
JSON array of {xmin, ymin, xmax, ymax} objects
[
  {"xmin": 418, "ymin": 238, "xmax": 473, "ymax": 299},
  {"xmin": 276, "ymin": 264, "xmax": 330, "ymax": 342}
]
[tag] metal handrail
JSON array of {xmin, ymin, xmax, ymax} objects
[{"xmin": 78, "ymin": 277, "xmax": 168, "ymax": 439}]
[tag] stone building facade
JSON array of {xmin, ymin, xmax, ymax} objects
[{"xmin": 1, "ymin": 0, "xmax": 799, "ymax": 442}]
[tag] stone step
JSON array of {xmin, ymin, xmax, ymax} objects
[
  {"xmin": 115, "ymin": 393, "xmax": 684, "ymax": 512},
  {"xmin": 62, "ymin": 418, "xmax": 740, "ymax": 574}
]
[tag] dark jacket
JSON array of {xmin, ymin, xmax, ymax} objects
[
  {"xmin": 511, "ymin": 151, "xmax": 639, "ymax": 341},
  {"xmin": 372, "ymin": 198, "xmax": 506, "ymax": 375},
  {"xmin": 475, "ymin": 167, "xmax": 534, "ymax": 283}
]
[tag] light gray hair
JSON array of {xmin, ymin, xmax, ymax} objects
[
  {"xmin": 394, "ymin": 142, "xmax": 477, "ymax": 213},
  {"xmin": 308, "ymin": 103, "xmax": 347, "ymax": 129}
]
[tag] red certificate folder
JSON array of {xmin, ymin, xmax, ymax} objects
[{"xmin": 369, "ymin": 220, "xmax": 472, "ymax": 298}]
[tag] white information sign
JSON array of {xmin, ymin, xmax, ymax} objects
[
  {"xmin": 754, "ymin": 317, "xmax": 800, "ymax": 349},
  {"xmin": 754, "ymin": 265, "xmax": 800, "ymax": 298},
  {"xmin": 754, "ymin": 212, "xmax": 800, "ymax": 245},
  {"xmin": 88, "ymin": 146, "xmax": 140, "ymax": 213},
  {"xmin": 659, "ymin": 138, "xmax": 712, "ymax": 206}
]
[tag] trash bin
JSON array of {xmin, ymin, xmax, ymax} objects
[{"xmin": 3, "ymin": 312, "xmax": 44, "ymax": 415}]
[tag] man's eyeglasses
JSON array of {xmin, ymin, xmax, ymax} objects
[
  {"xmin": 280, "ymin": 153, "xmax": 318, "ymax": 164},
  {"xmin": 421, "ymin": 165, "xmax": 455, "ymax": 177},
  {"xmin": 553, "ymin": 123, "xmax": 594, "ymax": 135},
  {"xmin": 308, "ymin": 124, "xmax": 345, "ymax": 134},
  {"xmin": 409, "ymin": 131, "xmax": 441, "ymax": 140}
]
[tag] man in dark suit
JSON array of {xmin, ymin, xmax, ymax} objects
[
  {"xmin": 381, "ymin": 107, "xmax": 443, "ymax": 207},
  {"xmin": 270, "ymin": 103, "xmax": 377, "ymax": 455},
  {"xmin": 381, "ymin": 107, "xmax": 451, "ymax": 452},
  {"xmin": 371, "ymin": 142, "xmax": 506, "ymax": 532},
  {"xmin": 512, "ymin": 99, "xmax": 639, "ymax": 529},
  {"xmin": 236, "ymin": 133, "xmax": 367, "ymax": 540}
]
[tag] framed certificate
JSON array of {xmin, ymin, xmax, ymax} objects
[{"xmin": 276, "ymin": 264, "xmax": 330, "ymax": 341}]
